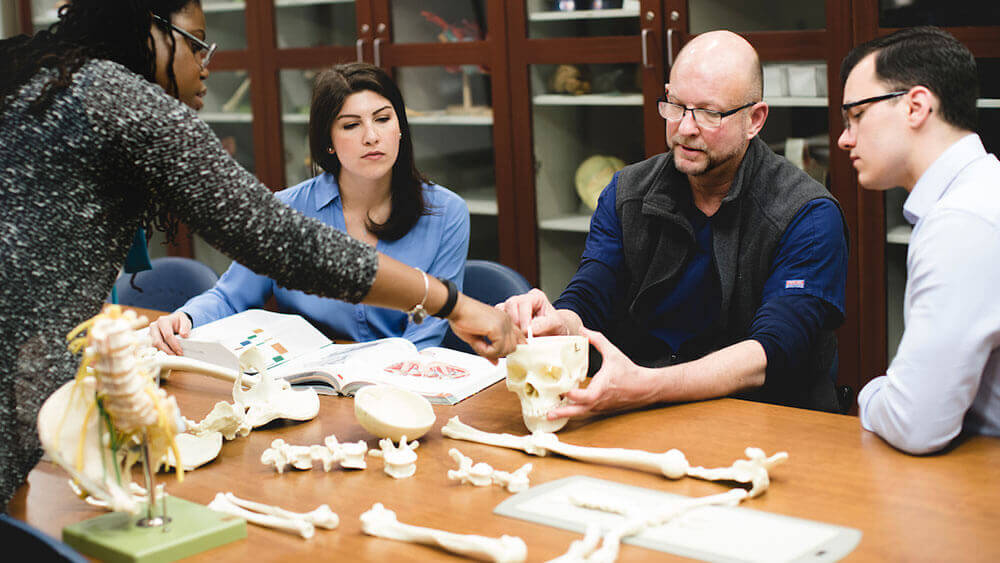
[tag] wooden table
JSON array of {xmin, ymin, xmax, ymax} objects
[{"xmin": 10, "ymin": 309, "xmax": 1000, "ymax": 561}]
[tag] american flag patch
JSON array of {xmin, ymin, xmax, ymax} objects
[{"xmin": 785, "ymin": 280, "xmax": 805, "ymax": 289}]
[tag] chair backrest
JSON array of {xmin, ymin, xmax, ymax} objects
[
  {"xmin": 112, "ymin": 256, "xmax": 219, "ymax": 312},
  {"xmin": 440, "ymin": 260, "xmax": 532, "ymax": 353},
  {"xmin": 0, "ymin": 514, "xmax": 88, "ymax": 562}
]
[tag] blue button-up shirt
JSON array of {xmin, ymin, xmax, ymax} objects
[{"xmin": 179, "ymin": 172, "xmax": 470, "ymax": 348}]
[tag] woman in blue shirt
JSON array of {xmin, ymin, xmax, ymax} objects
[{"xmin": 150, "ymin": 63, "xmax": 470, "ymax": 352}]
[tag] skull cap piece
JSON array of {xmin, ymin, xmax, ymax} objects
[{"xmin": 506, "ymin": 335, "xmax": 588, "ymax": 433}]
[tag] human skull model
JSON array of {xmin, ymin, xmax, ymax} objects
[{"xmin": 506, "ymin": 335, "xmax": 588, "ymax": 433}]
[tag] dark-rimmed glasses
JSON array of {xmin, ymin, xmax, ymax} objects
[
  {"xmin": 152, "ymin": 14, "xmax": 216, "ymax": 70},
  {"xmin": 841, "ymin": 90, "xmax": 907, "ymax": 132},
  {"xmin": 657, "ymin": 96, "xmax": 756, "ymax": 129}
]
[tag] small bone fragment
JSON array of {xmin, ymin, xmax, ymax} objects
[
  {"xmin": 184, "ymin": 400, "xmax": 251, "ymax": 440},
  {"xmin": 448, "ymin": 448, "xmax": 533, "ymax": 492},
  {"xmin": 360, "ymin": 503, "xmax": 526, "ymax": 563},
  {"xmin": 368, "ymin": 436, "xmax": 419, "ymax": 479},
  {"xmin": 223, "ymin": 492, "xmax": 339, "ymax": 529},
  {"xmin": 686, "ymin": 448, "xmax": 788, "ymax": 497},
  {"xmin": 448, "ymin": 448, "xmax": 495, "ymax": 487},
  {"xmin": 334, "ymin": 437, "xmax": 369, "ymax": 469},
  {"xmin": 207, "ymin": 492, "xmax": 314, "ymax": 539}
]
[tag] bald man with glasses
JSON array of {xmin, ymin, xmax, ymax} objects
[{"xmin": 500, "ymin": 30, "xmax": 849, "ymax": 420}]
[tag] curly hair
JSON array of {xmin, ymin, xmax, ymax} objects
[{"xmin": 0, "ymin": 0, "xmax": 201, "ymax": 245}]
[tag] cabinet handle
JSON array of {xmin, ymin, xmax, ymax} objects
[
  {"xmin": 667, "ymin": 28, "xmax": 675, "ymax": 68},
  {"xmin": 373, "ymin": 37, "xmax": 383, "ymax": 67},
  {"xmin": 356, "ymin": 38, "xmax": 365, "ymax": 63},
  {"xmin": 641, "ymin": 28, "xmax": 652, "ymax": 69}
]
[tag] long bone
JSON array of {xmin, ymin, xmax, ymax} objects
[
  {"xmin": 442, "ymin": 417, "xmax": 787, "ymax": 496},
  {"xmin": 360, "ymin": 503, "xmax": 527, "ymax": 563},
  {"xmin": 207, "ymin": 493, "xmax": 314, "ymax": 539},
  {"xmin": 222, "ymin": 492, "xmax": 339, "ymax": 529}
]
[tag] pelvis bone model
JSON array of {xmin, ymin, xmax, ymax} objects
[{"xmin": 505, "ymin": 335, "xmax": 588, "ymax": 433}]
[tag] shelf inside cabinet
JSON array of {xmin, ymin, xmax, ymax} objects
[
  {"xmin": 979, "ymin": 99, "xmax": 1000, "ymax": 109},
  {"xmin": 282, "ymin": 114, "xmax": 309, "ymax": 124},
  {"xmin": 539, "ymin": 214, "xmax": 592, "ymax": 233},
  {"xmin": 202, "ymin": 112, "xmax": 253, "ymax": 123},
  {"xmin": 275, "ymin": 0, "xmax": 354, "ymax": 8},
  {"xmin": 529, "ymin": 8, "xmax": 639, "ymax": 22},
  {"xmin": 533, "ymin": 94, "xmax": 643, "ymax": 106},
  {"xmin": 202, "ymin": 2, "xmax": 246, "ymax": 14},
  {"xmin": 886, "ymin": 224, "xmax": 912, "ymax": 245},
  {"xmin": 408, "ymin": 112, "xmax": 494, "ymax": 126},
  {"xmin": 461, "ymin": 187, "xmax": 499, "ymax": 216},
  {"xmin": 765, "ymin": 96, "xmax": 828, "ymax": 107}
]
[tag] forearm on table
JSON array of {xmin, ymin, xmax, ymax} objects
[{"xmin": 657, "ymin": 340, "xmax": 768, "ymax": 402}]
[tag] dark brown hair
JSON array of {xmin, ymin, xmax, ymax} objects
[
  {"xmin": 840, "ymin": 26, "xmax": 978, "ymax": 132},
  {"xmin": 309, "ymin": 63, "xmax": 430, "ymax": 241}
]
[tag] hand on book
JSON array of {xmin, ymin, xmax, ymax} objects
[
  {"xmin": 149, "ymin": 311, "xmax": 193, "ymax": 356},
  {"xmin": 448, "ymin": 294, "xmax": 524, "ymax": 363}
]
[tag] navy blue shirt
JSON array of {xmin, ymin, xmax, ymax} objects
[{"xmin": 554, "ymin": 173, "xmax": 847, "ymax": 373}]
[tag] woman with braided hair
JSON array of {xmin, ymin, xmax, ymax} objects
[{"xmin": 0, "ymin": 0, "xmax": 521, "ymax": 510}]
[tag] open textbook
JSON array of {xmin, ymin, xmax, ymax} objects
[{"xmin": 179, "ymin": 309, "xmax": 506, "ymax": 405}]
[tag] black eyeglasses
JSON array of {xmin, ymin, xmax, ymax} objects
[
  {"xmin": 841, "ymin": 90, "xmax": 907, "ymax": 131},
  {"xmin": 657, "ymin": 96, "xmax": 756, "ymax": 129},
  {"xmin": 152, "ymin": 14, "xmax": 216, "ymax": 70}
]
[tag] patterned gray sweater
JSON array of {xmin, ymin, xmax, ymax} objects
[{"xmin": 0, "ymin": 60, "xmax": 379, "ymax": 509}]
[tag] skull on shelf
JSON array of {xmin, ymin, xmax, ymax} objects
[{"xmin": 505, "ymin": 335, "xmax": 588, "ymax": 433}]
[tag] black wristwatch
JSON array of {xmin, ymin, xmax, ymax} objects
[{"xmin": 433, "ymin": 278, "xmax": 459, "ymax": 319}]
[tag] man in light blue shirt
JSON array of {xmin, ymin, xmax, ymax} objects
[
  {"xmin": 159, "ymin": 172, "xmax": 469, "ymax": 350},
  {"xmin": 839, "ymin": 27, "xmax": 1000, "ymax": 454}
]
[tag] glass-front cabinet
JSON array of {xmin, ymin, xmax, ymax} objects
[
  {"xmin": 373, "ymin": 0, "xmax": 507, "ymax": 264},
  {"xmin": 509, "ymin": 0, "xmax": 664, "ymax": 296}
]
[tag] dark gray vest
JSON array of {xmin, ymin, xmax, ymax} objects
[{"xmin": 610, "ymin": 136, "xmax": 846, "ymax": 412}]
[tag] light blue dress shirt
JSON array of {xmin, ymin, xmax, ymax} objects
[
  {"xmin": 179, "ymin": 172, "xmax": 470, "ymax": 349},
  {"xmin": 859, "ymin": 134, "xmax": 1000, "ymax": 454}
]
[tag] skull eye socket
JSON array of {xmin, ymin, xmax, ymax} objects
[{"xmin": 507, "ymin": 364, "xmax": 527, "ymax": 382}]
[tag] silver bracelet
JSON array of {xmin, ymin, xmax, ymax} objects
[{"xmin": 406, "ymin": 268, "xmax": 429, "ymax": 324}]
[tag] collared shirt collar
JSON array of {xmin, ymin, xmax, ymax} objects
[
  {"xmin": 312, "ymin": 171, "xmax": 342, "ymax": 211},
  {"xmin": 903, "ymin": 133, "xmax": 986, "ymax": 225}
]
